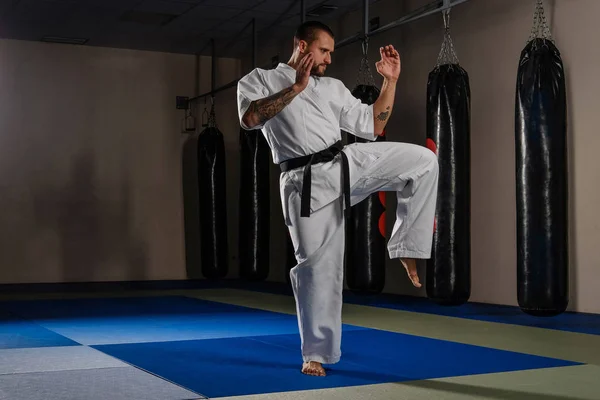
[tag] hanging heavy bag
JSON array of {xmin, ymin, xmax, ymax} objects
[
  {"xmin": 238, "ymin": 127, "xmax": 270, "ymax": 281},
  {"xmin": 425, "ymin": 10, "xmax": 471, "ymax": 305},
  {"xmin": 197, "ymin": 102, "xmax": 228, "ymax": 279},
  {"xmin": 515, "ymin": 0, "xmax": 568, "ymax": 316},
  {"xmin": 344, "ymin": 45, "xmax": 387, "ymax": 295}
]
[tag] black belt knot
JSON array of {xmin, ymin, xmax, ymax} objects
[{"xmin": 279, "ymin": 140, "xmax": 350, "ymax": 218}]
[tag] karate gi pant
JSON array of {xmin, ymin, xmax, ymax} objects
[{"xmin": 281, "ymin": 141, "xmax": 439, "ymax": 365}]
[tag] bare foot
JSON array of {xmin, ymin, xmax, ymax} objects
[
  {"xmin": 302, "ymin": 361, "xmax": 326, "ymax": 377},
  {"xmin": 401, "ymin": 258, "xmax": 422, "ymax": 288}
]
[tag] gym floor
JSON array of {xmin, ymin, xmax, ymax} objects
[{"xmin": 1, "ymin": 281, "xmax": 599, "ymax": 400}]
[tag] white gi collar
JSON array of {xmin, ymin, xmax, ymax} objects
[
  {"xmin": 276, "ymin": 62, "xmax": 321, "ymax": 84},
  {"xmin": 276, "ymin": 63, "xmax": 295, "ymax": 75}
]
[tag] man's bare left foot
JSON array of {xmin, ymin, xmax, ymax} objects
[
  {"xmin": 302, "ymin": 361, "xmax": 326, "ymax": 376},
  {"xmin": 401, "ymin": 258, "xmax": 422, "ymax": 288}
]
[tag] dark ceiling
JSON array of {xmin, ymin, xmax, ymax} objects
[{"xmin": 0, "ymin": 0, "xmax": 373, "ymax": 58}]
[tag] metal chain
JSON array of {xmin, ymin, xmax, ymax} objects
[
  {"xmin": 436, "ymin": 9, "xmax": 459, "ymax": 67},
  {"xmin": 356, "ymin": 37, "xmax": 375, "ymax": 87},
  {"xmin": 207, "ymin": 96, "xmax": 217, "ymax": 128},
  {"xmin": 529, "ymin": 0, "xmax": 553, "ymax": 42}
]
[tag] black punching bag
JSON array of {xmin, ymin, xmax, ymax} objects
[
  {"xmin": 345, "ymin": 84, "xmax": 387, "ymax": 295},
  {"xmin": 197, "ymin": 111, "xmax": 228, "ymax": 279},
  {"xmin": 239, "ymin": 127, "xmax": 270, "ymax": 281},
  {"xmin": 425, "ymin": 14, "xmax": 471, "ymax": 305},
  {"xmin": 515, "ymin": 1, "xmax": 568, "ymax": 316}
]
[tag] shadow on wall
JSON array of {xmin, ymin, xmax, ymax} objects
[
  {"xmin": 181, "ymin": 132, "xmax": 202, "ymax": 279},
  {"xmin": 33, "ymin": 150, "xmax": 149, "ymax": 282}
]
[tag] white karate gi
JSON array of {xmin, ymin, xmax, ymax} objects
[{"xmin": 237, "ymin": 63, "xmax": 439, "ymax": 365}]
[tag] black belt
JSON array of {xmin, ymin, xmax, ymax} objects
[{"xmin": 279, "ymin": 140, "xmax": 350, "ymax": 218}]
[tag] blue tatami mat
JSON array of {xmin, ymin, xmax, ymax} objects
[
  {"xmin": 0, "ymin": 313, "xmax": 80, "ymax": 350},
  {"xmin": 0, "ymin": 296, "xmax": 365, "ymax": 345},
  {"xmin": 0, "ymin": 346, "xmax": 127, "ymax": 375},
  {"xmin": 0, "ymin": 367, "xmax": 205, "ymax": 400},
  {"xmin": 0, "ymin": 295, "xmax": 274, "ymax": 319},
  {"xmin": 93, "ymin": 328, "xmax": 580, "ymax": 398},
  {"xmin": 218, "ymin": 280, "xmax": 600, "ymax": 336},
  {"xmin": 342, "ymin": 294, "xmax": 600, "ymax": 336}
]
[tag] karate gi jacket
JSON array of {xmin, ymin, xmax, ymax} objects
[{"xmin": 237, "ymin": 62, "xmax": 377, "ymax": 219}]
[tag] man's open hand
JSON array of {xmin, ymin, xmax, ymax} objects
[{"xmin": 375, "ymin": 45, "xmax": 401, "ymax": 81}]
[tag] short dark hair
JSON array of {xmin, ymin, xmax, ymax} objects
[{"xmin": 294, "ymin": 21, "xmax": 335, "ymax": 46}]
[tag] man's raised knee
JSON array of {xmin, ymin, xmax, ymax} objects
[{"xmin": 419, "ymin": 145, "xmax": 439, "ymax": 172}]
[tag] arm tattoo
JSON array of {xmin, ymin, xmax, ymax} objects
[
  {"xmin": 376, "ymin": 106, "xmax": 391, "ymax": 122},
  {"xmin": 248, "ymin": 87, "xmax": 297, "ymax": 124}
]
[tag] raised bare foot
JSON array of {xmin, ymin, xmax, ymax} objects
[
  {"xmin": 401, "ymin": 258, "xmax": 422, "ymax": 288},
  {"xmin": 302, "ymin": 361, "xmax": 326, "ymax": 377}
]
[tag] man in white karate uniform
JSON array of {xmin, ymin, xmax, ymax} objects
[{"xmin": 237, "ymin": 21, "xmax": 439, "ymax": 377}]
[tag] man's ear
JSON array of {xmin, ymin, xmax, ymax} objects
[{"xmin": 298, "ymin": 40, "xmax": 307, "ymax": 53}]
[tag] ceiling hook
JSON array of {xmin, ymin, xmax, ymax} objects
[
  {"xmin": 443, "ymin": 8, "xmax": 451, "ymax": 30},
  {"xmin": 361, "ymin": 36, "xmax": 369, "ymax": 57}
]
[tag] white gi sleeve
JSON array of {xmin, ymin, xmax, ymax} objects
[
  {"xmin": 237, "ymin": 68, "xmax": 269, "ymax": 130},
  {"xmin": 338, "ymin": 82, "xmax": 377, "ymax": 141}
]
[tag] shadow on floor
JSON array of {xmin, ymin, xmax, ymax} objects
[{"xmin": 393, "ymin": 376, "xmax": 586, "ymax": 400}]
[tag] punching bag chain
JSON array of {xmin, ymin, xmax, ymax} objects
[
  {"xmin": 435, "ymin": 9, "xmax": 459, "ymax": 67},
  {"xmin": 356, "ymin": 37, "xmax": 375, "ymax": 87},
  {"xmin": 207, "ymin": 96, "xmax": 217, "ymax": 128},
  {"xmin": 529, "ymin": 0, "xmax": 553, "ymax": 43}
]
